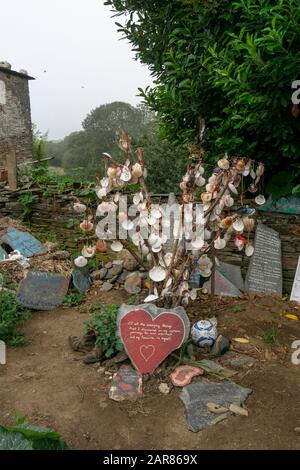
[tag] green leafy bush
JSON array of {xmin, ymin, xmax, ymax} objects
[
  {"xmin": 0, "ymin": 422, "xmax": 69, "ymax": 450},
  {"xmin": 84, "ymin": 304, "xmax": 124, "ymax": 358},
  {"xmin": 106, "ymin": 0, "xmax": 300, "ymax": 192},
  {"xmin": 63, "ymin": 291, "xmax": 86, "ymax": 308},
  {"xmin": 0, "ymin": 291, "xmax": 31, "ymax": 345}
]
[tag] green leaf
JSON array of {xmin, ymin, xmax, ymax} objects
[{"xmin": 0, "ymin": 427, "xmax": 33, "ymax": 450}]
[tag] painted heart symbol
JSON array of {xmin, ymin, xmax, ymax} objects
[
  {"xmin": 140, "ymin": 345, "xmax": 155, "ymax": 362},
  {"xmin": 119, "ymin": 308, "xmax": 186, "ymax": 374}
]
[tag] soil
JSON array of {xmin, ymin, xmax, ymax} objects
[{"xmin": 1, "ymin": 289, "xmax": 300, "ymax": 450}]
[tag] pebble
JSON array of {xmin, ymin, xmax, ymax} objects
[
  {"xmin": 97, "ymin": 367, "xmax": 106, "ymax": 374},
  {"xmin": 101, "ymin": 282, "xmax": 114, "ymax": 292},
  {"xmin": 295, "ymin": 427, "xmax": 300, "ymax": 435},
  {"xmin": 229, "ymin": 404, "xmax": 249, "ymax": 417},
  {"xmin": 159, "ymin": 383, "xmax": 170, "ymax": 395}
]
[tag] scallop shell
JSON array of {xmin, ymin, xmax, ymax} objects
[
  {"xmin": 81, "ymin": 245, "xmax": 96, "ymax": 258},
  {"xmin": 191, "ymin": 238, "xmax": 204, "ymax": 250},
  {"xmin": 74, "ymin": 256, "xmax": 88, "ymax": 268},
  {"xmin": 148, "ymin": 233, "xmax": 159, "ymax": 246},
  {"xmin": 144, "ymin": 294, "xmax": 159, "ymax": 303},
  {"xmin": 255, "ymin": 194, "xmax": 266, "ymax": 206},
  {"xmin": 107, "ymin": 167, "xmax": 117, "ymax": 178},
  {"xmin": 195, "ymin": 176, "xmax": 205, "ymax": 187},
  {"xmin": 133, "ymin": 193, "xmax": 141, "ymax": 206},
  {"xmin": 141, "ymin": 244, "xmax": 149, "ymax": 255},
  {"xmin": 201, "ymin": 192, "xmax": 212, "ymax": 203},
  {"xmin": 245, "ymin": 244, "xmax": 254, "ymax": 257},
  {"xmin": 229, "ymin": 183, "xmax": 238, "ymax": 195},
  {"xmin": 218, "ymin": 157, "xmax": 230, "ymax": 170},
  {"xmin": 96, "ymin": 240, "xmax": 107, "ymax": 253},
  {"xmin": 233, "ymin": 219, "xmax": 244, "ymax": 232},
  {"xmin": 132, "ymin": 163, "xmax": 143, "ymax": 178},
  {"xmin": 73, "ymin": 202, "xmax": 87, "ymax": 214},
  {"xmin": 214, "ymin": 237, "xmax": 226, "ymax": 250},
  {"xmin": 111, "ymin": 241, "xmax": 123, "ymax": 252},
  {"xmin": 120, "ymin": 167, "xmax": 132, "ymax": 182},
  {"xmin": 243, "ymin": 217, "xmax": 255, "ymax": 232},
  {"xmin": 149, "ymin": 266, "xmax": 167, "ymax": 282},
  {"xmin": 97, "ymin": 188, "xmax": 107, "ymax": 199},
  {"xmin": 224, "ymin": 195, "xmax": 234, "ymax": 207},
  {"xmin": 131, "ymin": 233, "xmax": 143, "ymax": 246},
  {"xmin": 80, "ymin": 220, "xmax": 94, "ymax": 232}
]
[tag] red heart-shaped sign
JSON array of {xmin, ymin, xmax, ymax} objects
[{"xmin": 119, "ymin": 308, "xmax": 186, "ymax": 374}]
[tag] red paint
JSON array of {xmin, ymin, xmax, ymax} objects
[
  {"xmin": 170, "ymin": 365, "xmax": 204, "ymax": 387},
  {"xmin": 120, "ymin": 309, "xmax": 186, "ymax": 374}
]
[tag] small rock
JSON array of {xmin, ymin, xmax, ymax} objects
[
  {"xmin": 210, "ymin": 335, "xmax": 231, "ymax": 357},
  {"xmin": 124, "ymin": 272, "xmax": 142, "ymax": 294},
  {"xmin": 159, "ymin": 383, "xmax": 170, "ymax": 395},
  {"xmin": 113, "ymin": 260, "xmax": 123, "ymax": 266},
  {"xmin": 91, "ymin": 268, "xmax": 107, "ymax": 281},
  {"xmin": 123, "ymin": 258, "xmax": 139, "ymax": 272},
  {"xmin": 101, "ymin": 282, "xmax": 114, "ymax": 292},
  {"xmin": 229, "ymin": 404, "xmax": 249, "ymax": 417},
  {"xmin": 207, "ymin": 402, "xmax": 228, "ymax": 414},
  {"xmin": 294, "ymin": 427, "xmax": 300, "ymax": 435},
  {"xmin": 105, "ymin": 262, "xmax": 113, "ymax": 269},
  {"xmin": 51, "ymin": 251, "xmax": 71, "ymax": 260},
  {"xmin": 97, "ymin": 367, "xmax": 106, "ymax": 374}
]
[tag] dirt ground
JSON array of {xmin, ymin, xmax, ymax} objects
[{"xmin": 1, "ymin": 289, "xmax": 300, "ymax": 450}]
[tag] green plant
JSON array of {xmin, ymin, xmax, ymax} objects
[
  {"xmin": 0, "ymin": 417, "xmax": 69, "ymax": 450},
  {"xmin": 19, "ymin": 192, "xmax": 37, "ymax": 221},
  {"xmin": 106, "ymin": 0, "xmax": 300, "ymax": 190},
  {"xmin": 260, "ymin": 325, "xmax": 279, "ymax": 346},
  {"xmin": 0, "ymin": 290, "xmax": 31, "ymax": 345},
  {"xmin": 84, "ymin": 304, "xmax": 124, "ymax": 358},
  {"xmin": 63, "ymin": 291, "xmax": 85, "ymax": 307},
  {"xmin": 232, "ymin": 305, "xmax": 243, "ymax": 314}
]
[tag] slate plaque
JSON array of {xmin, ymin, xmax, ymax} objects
[
  {"xmin": 290, "ymin": 256, "xmax": 300, "ymax": 303},
  {"xmin": 72, "ymin": 268, "xmax": 91, "ymax": 294},
  {"xmin": 1, "ymin": 229, "xmax": 45, "ymax": 258},
  {"xmin": 17, "ymin": 271, "xmax": 70, "ymax": 310},
  {"xmin": 204, "ymin": 271, "xmax": 242, "ymax": 298},
  {"xmin": 245, "ymin": 223, "xmax": 282, "ymax": 296}
]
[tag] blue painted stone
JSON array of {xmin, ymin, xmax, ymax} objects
[
  {"xmin": 1, "ymin": 229, "xmax": 45, "ymax": 258},
  {"xmin": 72, "ymin": 268, "xmax": 91, "ymax": 294}
]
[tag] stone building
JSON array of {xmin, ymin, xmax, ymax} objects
[{"xmin": 0, "ymin": 61, "xmax": 35, "ymax": 181}]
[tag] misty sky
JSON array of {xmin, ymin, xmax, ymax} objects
[{"xmin": 0, "ymin": 0, "xmax": 151, "ymax": 140}]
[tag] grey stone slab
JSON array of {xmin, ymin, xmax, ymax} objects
[
  {"xmin": 204, "ymin": 271, "xmax": 243, "ymax": 298},
  {"xmin": 218, "ymin": 262, "xmax": 245, "ymax": 291},
  {"xmin": 290, "ymin": 255, "xmax": 300, "ymax": 303},
  {"xmin": 197, "ymin": 359, "xmax": 238, "ymax": 379},
  {"xmin": 72, "ymin": 268, "xmax": 91, "ymax": 294},
  {"xmin": 179, "ymin": 381, "xmax": 252, "ymax": 432},
  {"xmin": 245, "ymin": 223, "xmax": 282, "ymax": 296}
]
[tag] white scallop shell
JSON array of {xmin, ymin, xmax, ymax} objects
[
  {"xmin": 149, "ymin": 266, "xmax": 167, "ymax": 282},
  {"xmin": 214, "ymin": 237, "xmax": 226, "ymax": 250},
  {"xmin": 192, "ymin": 238, "xmax": 204, "ymax": 250},
  {"xmin": 148, "ymin": 233, "xmax": 159, "ymax": 246},
  {"xmin": 131, "ymin": 232, "xmax": 143, "ymax": 246},
  {"xmin": 224, "ymin": 195, "xmax": 234, "ymax": 207},
  {"xmin": 233, "ymin": 218, "xmax": 244, "ymax": 232},
  {"xmin": 74, "ymin": 256, "xmax": 88, "ymax": 268},
  {"xmin": 120, "ymin": 167, "xmax": 132, "ymax": 182},
  {"xmin": 141, "ymin": 244, "xmax": 149, "ymax": 255},
  {"xmin": 229, "ymin": 183, "xmax": 238, "ymax": 195},
  {"xmin": 245, "ymin": 244, "xmax": 254, "ymax": 257},
  {"xmin": 81, "ymin": 246, "xmax": 96, "ymax": 258},
  {"xmin": 122, "ymin": 219, "xmax": 134, "ymax": 231},
  {"xmin": 97, "ymin": 188, "xmax": 107, "ymax": 199},
  {"xmin": 133, "ymin": 193, "xmax": 141, "ymax": 206},
  {"xmin": 111, "ymin": 241, "xmax": 123, "ymax": 252},
  {"xmin": 195, "ymin": 176, "xmax": 206, "ymax": 187},
  {"xmin": 255, "ymin": 194, "xmax": 266, "ymax": 205},
  {"xmin": 144, "ymin": 294, "xmax": 159, "ymax": 303}
]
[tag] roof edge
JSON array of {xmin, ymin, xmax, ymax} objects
[{"xmin": 0, "ymin": 67, "xmax": 35, "ymax": 80}]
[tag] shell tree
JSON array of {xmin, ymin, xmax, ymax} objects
[{"xmin": 74, "ymin": 128, "xmax": 266, "ymax": 308}]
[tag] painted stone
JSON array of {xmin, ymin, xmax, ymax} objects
[
  {"xmin": 1, "ymin": 229, "xmax": 45, "ymax": 258},
  {"xmin": 245, "ymin": 223, "xmax": 282, "ymax": 296},
  {"xmin": 109, "ymin": 365, "xmax": 142, "ymax": 402},
  {"xmin": 179, "ymin": 381, "xmax": 252, "ymax": 432},
  {"xmin": 16, "ymin": 271, "xmax": 70, "ymax": 310},
  {"xmin": 204, "ymin": 271, "xmax": 242, "ymax": 298},
  {"xmin": 117, "ymin": 304, "xmax": 190, "ymax": 375},
  {"xmin": 170, "ymin": 365, "xmax": 204, "ymax": 387},
  {"xmin": 72, "ymin": 268, "xmax": 91, "ymax": 294},
  {"xmin": 290, "ymin": 256, "xmax": 300, "ymax": 303}
]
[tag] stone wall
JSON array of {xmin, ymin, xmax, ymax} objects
[
  {"xmin": 0, "ymin": 185, "xmax": 299, "ymax": 294},
  {"xmin": 0, "ymin": 69, "xmax": 33, "ymax": 168}
]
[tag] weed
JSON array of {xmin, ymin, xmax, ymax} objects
[
  {"xmin": 85, "ymin": 304, "xmax": 124, "ymax": 358},
  {"xmin": 0, "ymin": 290, "xmax": 31, "ymax": 345},
  {"xmin": 232, "ymin": 305, "xmax": 243, "ymax": 314},
  {"xmin": 260, "ymin": 325, "xmax": 279, "ymax": 346},
  {"xmin": 63, "ymin": 291, "xmax": 85, "ymax": 307},
  {"xmin": 19, "ymin": 192, "xmax": 37, "ymax": 221}
]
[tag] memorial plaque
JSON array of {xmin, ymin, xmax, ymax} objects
[
  {"xmin": 204, "ymin": 271, "xmax": 242, "ymax": 298},
  {"xmin": 245, "ymin": 224, "xmax": 282, "ymax": 296},
  {"xmin": 72, "ymin": 268, "xmax": 91, "ymax": 294},
  {"xmin": 1, "ymin": 229, "xmax": 45, "ymax": 258},
  {"xmin": 290, "ymin": 256, "xmax": 300, "ymax": 303},
  {"xmin": 118, "ymin": 304, "xmax": 190, "ymax": 374},
  {"xmin": 17, "ymin": 271, "xmax": 70, "ymax": 310}
]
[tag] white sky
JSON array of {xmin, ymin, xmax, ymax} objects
[{"xmin": 0, "ymin": 0, "xmax": 151, "ymax": 139}]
